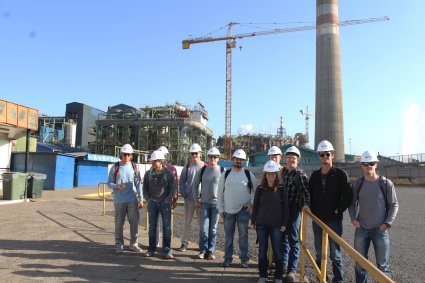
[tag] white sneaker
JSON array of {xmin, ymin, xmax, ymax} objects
[
  {"xmin": 129, "ymin": 245, "xmax": 143, "ymax": 253},
  {"xmin": 197, "ymin": 252, "xmax": 205, "ymax": 259},
  {"xmin": 257, "ymin": 277, "xmax": 267, "ymax": 283}
]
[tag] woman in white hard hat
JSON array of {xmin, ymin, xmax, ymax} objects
[{"xmin": 251, "ymin": 160, "xmax": 289, "ymax": 283}]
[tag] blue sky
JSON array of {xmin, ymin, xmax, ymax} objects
[{"xmin": 1, "ymin": 1, "xmax": 424, "ymax": 156}]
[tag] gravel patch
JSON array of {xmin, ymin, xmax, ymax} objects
[{"xmin": 135, "ymin": 185, "xmax": 424, "ymax": 282}]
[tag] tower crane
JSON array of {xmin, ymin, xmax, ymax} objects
[{"xmin": 182, "ymin": 16, "xmax": 389, "ymax": 160}]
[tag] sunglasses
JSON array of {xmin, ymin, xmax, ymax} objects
[
  {"xmin": 208, "ymin": 155, "xmax": 219, "ymax": 159},
  {"xmin": 190, "ymin": 152, "xmax": 199, "ymax": 156},
  {"xmin": 285, "ymin": 156, "xmax": 298, "ymax": 161},
  {"xmin": 362, "ymin": 162, "xmax": 376, "ymax": 167},
  {"xmin": 122, "ymin": 153, "xmax": 132, "ymax": 157},
  {"xmin": 319, "ymin": 152, "xmax": 331, "ymax": 158}
]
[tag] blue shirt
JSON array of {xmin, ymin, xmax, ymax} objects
[{"xmin": 107, "ymin": 162, "xmax": 143, "ymax": 204}]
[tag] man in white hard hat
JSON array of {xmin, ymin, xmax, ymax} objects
[
  {"xmin": 192, "ymin": 146, "xmax": 224, "ymax": 260},
  {"xmin": 158, "ymin": 145, "xmax": 178, "ymax": 208},
  {"xmin": 178, "ymin": 143, "xmax": 206, "ymax": 252},
  {"xmin": 349, "ymin": 150, "xmax": 398, "ymax": 283},
  {"xmin": 281, "ymin": 145, "xmax": 310, "ymax": 282},
  {"xmin": 268, "ymin": 146, "xmax": 282, "ymax": 165},
  {"xmin": 308, "ymin": 140, "xmax": 352, "ymax": 283},
  {"xmin": 155, "ymin": 146, "xmax": 179, "ymax": 248},
  {"xmin": 142, "ymin": 150, "xmax": 176, "ymax": 259},
  {"xmin": 107, "ymin": 144, "xmax": 144, "ymax": 254},
  {"xmin": 217, "ymin": 149, "xmax": 257, "ymax": 268}
]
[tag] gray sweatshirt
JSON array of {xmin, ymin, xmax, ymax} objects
[
  {"xmin": 192, "ymin": 166, "xmax": 223, "ymax": 204},
  {"xmin": 349, "ymin": 177, "xmax": 399, "ymax": 229},
  {"xmin": 179, "ymin": 161, "xmax": 205, "ymax": 201}
]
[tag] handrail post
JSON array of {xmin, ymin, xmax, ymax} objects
[
  {"xmin": 145, "ymin": 204, "xmax": 149, "ymax": 231},
  {"xmin": 299, "ymin": 210, "xmax": 307, "ymax": 283},
  {"xmin": 97, "ymin": 182, "xmax": 107, "ymax": 216},
  {"xmin": 320, "ymin": 229, "xmax": 329, "ymax": 282},
  {"xmin": 171, "ymin": 208, "xmax": 174, "ymax": 238}
]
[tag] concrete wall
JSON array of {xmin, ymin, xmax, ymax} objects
[{"xmin": 0, "ymin": 133, "xmax": 13, "ymax": 190}]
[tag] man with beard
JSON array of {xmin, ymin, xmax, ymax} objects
[{"xmin": 217, "ymin": 149, "xmax": 257, "ymax": 268}]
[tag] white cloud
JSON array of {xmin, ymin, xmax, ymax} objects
[
  {"xmin": 238, "ymin": 124, "xmax": 254, "ymax": 135},
  {"xmin": 401, "ymin": 103, "xmax": 425, "ymax": 154}
]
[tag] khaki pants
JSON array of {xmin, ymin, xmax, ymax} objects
[{"xmin": 181, "ymin": 198, "xmax": 200, "ymax": 245}]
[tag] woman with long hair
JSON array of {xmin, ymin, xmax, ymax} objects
[{"xmin": 251, "ymin": 160, "xmax": 289, "ymax": 283}]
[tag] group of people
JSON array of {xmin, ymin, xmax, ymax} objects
[{"xmin": 107, "ymin": 140, "xmax": 399, "ymax": 283}]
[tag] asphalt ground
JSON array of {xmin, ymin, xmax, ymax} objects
[{"xmin": 0, "ymin": 185, "xmax": 424, "ymax": 282}]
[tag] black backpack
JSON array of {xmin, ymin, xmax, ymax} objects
[
  {"xmin": 355, "ymin": 176, "xmax": 389, "ymax": 216},
  {"xmin": 199, "ymin": 165, "xmax": 225, "ymax": 183},
  {"xmin": 223, "ymin": 168, "xmax": 254, "ymax": 193}
]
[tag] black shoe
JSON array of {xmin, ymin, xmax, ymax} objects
[
  {"xmin": 221, "ymin": 260, "xmax": 231, "ymax": 267},
  {"xmin": 178, "ymin": 243, "xmax": 188, "ymax": 252}
]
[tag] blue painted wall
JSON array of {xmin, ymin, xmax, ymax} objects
[
  {"xmin": 11, "ymin": 153, "xmax": 75, "ymax": 190},
  {"xmin": 75, "ymin": 160, "xmax": 109, "ymax": 187}
]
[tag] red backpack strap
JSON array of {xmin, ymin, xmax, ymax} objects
[
  {"xmin": 114, "ymin": 162, "xmax": 120, "ymax": 183},
  {"xmin": 131, "ymin": 161, "xmax": 137, "ymax": 182}
]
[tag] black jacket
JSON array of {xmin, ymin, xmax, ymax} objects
[
  {"xmin": 251, "ymin": 184, "xmax": 289, "ymax": 227},
  {"xmin": 308, "ymin": 166, "xmax": 352, "ymax": 222}
]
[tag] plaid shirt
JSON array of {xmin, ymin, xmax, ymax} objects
[{"xmin": 282, "ymin": 168, "xmax": 310, "ymax": 208}]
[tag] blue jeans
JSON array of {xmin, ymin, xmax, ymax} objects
[
  {"xmin": 224, "ymin": 208, "xmax": 250, "ymax": 262},
  {"xmin": 199, "ymin": 203, "xmax": 220, "ymax": 253},
  {"xmin": 148, "ymin": 200, "xmax": 172, "ymax": 255},
  {"xmin": 354, "ymin": 227, "xmax": 391, "ymax": 283},
  {"xmin": 312, "ymin": 221, "xmax": 344, "ymax": 282},
  {"xmin": 114, "ymin": 201, "xmax": 140, "ymax": 247},
  {"xmin": 282, "ymin": 206, "xmax": 301, "ymax": 273},
  {"xmin": 257, "ymin": 224, "xmax": 283, "ymax": 279}
]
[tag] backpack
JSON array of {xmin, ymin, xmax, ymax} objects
[
  {"xmin": 223, "ymin": 168, "xmax": 254, "ymax": 194},
  {"xmin": 200, "ymin": 165, "xmax": 225, "ymax": 183},
  {"xmin": 114, "ymin": 161, "xmax": 137, "ymax": 183},
  {"xmin": 355, "ymin": 176, "xmax": 389, "ymax": 216}
]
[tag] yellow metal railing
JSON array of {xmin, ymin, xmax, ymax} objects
[
  {"xmin": 97, "ymin": 182, "xmax": 109, "ymax": 216},
  {"xmin": 299, "ymin": 210, "xmax": 395, "ymax": 283}
]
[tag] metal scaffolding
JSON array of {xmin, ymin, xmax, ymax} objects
[{"xmin": 95, "ymin": 102, "xmax": 213, "ymax": 165}]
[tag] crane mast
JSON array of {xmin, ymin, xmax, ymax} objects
[
  {"xmin": 182, "ymin": 16, "xmax": 389, "ymax": 160},
  {"xmin": 224, "ymin": 23, "xmax": 236, "ymax": 160}
]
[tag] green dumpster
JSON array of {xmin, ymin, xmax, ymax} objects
[
  {"xmin": 27, "ymin": 173, "xmax": 47, "ymax": 198},
  {"xmin": 2, "ymin": 172, "xmax": 28, "ymax": 200}
]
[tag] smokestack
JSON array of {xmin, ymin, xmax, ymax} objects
[{"xmin": 315, "ymin": 0, "xmax": 345, "ymax": 162}]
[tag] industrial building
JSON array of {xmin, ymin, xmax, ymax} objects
[
  {"xmin": 37, "ymin": 102, "xmax": 105, "ymax": 151},
  {"xmin": 95, "ymin": 102, "xmax": 214, "ymax": 166}
]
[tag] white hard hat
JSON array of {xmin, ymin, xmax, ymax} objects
[
  {"xmin": 285, "ymin": 146, "xmax": 301, "ymax": 158},
  {"xmin": 232, "ymin": 149, "xmax": 247, "ymax": 160},
  {"xmin": 150, "ymin": 150, "xmax": 165, "ymax": 161},
  {"xmin": 157, "ymin": 146, "xmax": 169, "ymax": 154},
  {"xmin": 207, "ymin": 147, "xmax": 220, "ymax": 156},
  {"xmin": 121, "ymin": 144, "xmax": 133, "ymax": 154},
  {"xmin": 263, "ymin": 160, "xmax": 280, "ymax": 173},
  {"xmin": 360, "ymin": 150, "xmax": 379, "ymax": 163},
  {"xmin": 189, "ymin": 143, "xmax": 202, "ymax": 153},
  {"xmin": 268, "ymin": 146, "xmax": 282, "ymax": 156},
  {"xmin": 317, "ymin": 140, "xmax": 334, "ymax": 152}
]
